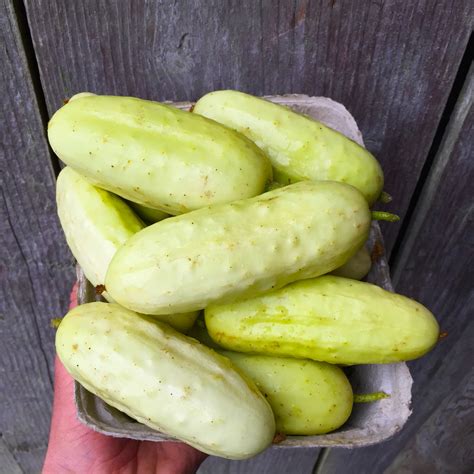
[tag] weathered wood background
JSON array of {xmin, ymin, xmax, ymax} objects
[{"xmin": 1, "ymin": 0, "xmax": 472, "ymax": 472}]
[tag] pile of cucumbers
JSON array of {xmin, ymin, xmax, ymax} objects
[{"xmin": 49, "ymin": 91, "xmax": 439, "ymax": 460}]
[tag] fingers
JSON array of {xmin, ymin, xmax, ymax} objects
[
  {"xmin": 69, "ymin": 281, "xmax": 78, "ymax": 309},
  {"xmin": 139, "ymin": 441, "xmax": 208, "ymax": 474},
  {"xmin": 51, "ymin": 282, "xmax": 78, "ymax": 394}
]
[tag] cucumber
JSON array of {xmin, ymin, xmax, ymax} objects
[
  {"xmin": 151, "ymin": 312, "xmax": 198, "ymax": 333},
  {"xmin": 48, "ymin": 94, "xmax": 272, "ymax": 215},
  {"xmin": 128, "ymin": 201, "xmax": 169, "ymax": 224},
  {"xmin": 205, "ymin": 275, "xmax": 439, "ymax": 364},
  {"xmin": 222, "ymin": 352, "xmax": 353, "ymax": 435},
  {"xmin": 56, "ymin": 167, "xmax": 144, "ymax": 301},
  {"xmin": 193, "ymin": 90, "xmax": 383, "ymax": 205},
  {"xmin": 106, "ymin": 181, "xmax": 371, "ymax": 315},
  {"xmin": 56, "ymin": 167, "xmax": 197, "ymax": 332},
  {"xmin": 331, "ymin": 246, "xmax": 371, "ymax": 280},
  {"xmin": 56, "ymin": 302, "xmax": 275, "ymax": 459},
  {"xmin": 189, "ymin": 319, "xmax": 353, "ymax": 434}
]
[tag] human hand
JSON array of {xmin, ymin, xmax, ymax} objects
[{"xmin": 43, "ymin": 284, "xmax": 207, "ymax": 474}]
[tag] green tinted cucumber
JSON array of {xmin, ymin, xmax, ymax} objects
[
  {"xmin": 56, "ymin": 167, "xmax": 197, "ymax": 332},
  {"xmin": 331, "ymin": 246, "xmax": 371, "ymax": 280},
  {"xmin": 150, "ymin": 312, "xmax": 198, "ymax": 333},
  {"xmin": 205, "ymin": 275, "xmax": 439, "ymax": 364},
  {"xmin": 56, "ymin": 167, "xmax": 144, "ymax": 300},
  {"xmin": 222, "ymin": 352, "xmax": 353, "ymax": 435},
  {"xmin": 106, "ymin": 181, "xmax": 371, "ymax": 315},
  {"xmin": 128, "ymin": 201, "xmax": 169, "ymax": 224},
  {"xmin": 48, "ymin": 94, "xmax": 272, "ymax": 215},
  {"xmin": 194, "ymin": 90, "xmax": 383, "ymax": 205},
  {"xmin": 188, "ymin": 320, "xmax": 353, "ymax": 435},
  {"xmin": 56, "ymin": 303, "xmax": 275, "ymax": 459}
]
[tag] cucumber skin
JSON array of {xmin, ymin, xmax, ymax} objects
[
  {"xmin": 56, "ymin": 167, "xmax": 144, "ymax": 301},
  {"xmin": 56, "ymin": 167, "xmax": 197, "ymax": 332},
  {"xmin": 189, "ymin": 319, "xmax": 353, "ymax": 434},
  {"xmin": 106, "ymin": 181, "xmax": 371, "ymax": 315},
  {"xmin": 56, "ymin": 302, "xmax": 275, "ymax": 459},
  {"xmin": 129, "ymin": 201, "xmax": 169, "ymax": 224},
  {"xmin": 205, "ymin": 275, "xmax": 439, "ymax": 365},
  {"xmin": 222, "ymin": 352, "xmax": 353, "ymax": 435},
  {"xmin": 194, "ymin": 90, "xmax": 383, "ymax": 205},
  {"xmin": 331, "ymin": 246, "xmax": 371, "ymax": 280},
  {"xmin": 48, "ymin": 94, "xmax": 272, "ymax": 215}
]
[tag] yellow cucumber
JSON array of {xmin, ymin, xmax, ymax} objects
[
  {"xmin": 48, "ymin": 94, "xmax": 272, "ymax": 215},
  {"xmin": 56, "ymin": 303, "xmax": 275, "ymax": 459},
  {"xmin": 205, "ymin": 275, "xmax": 439, "ymax": 364},
  {"xmin": 151, "ymin": 312, "xmax": 198, "ymax": 333},
  {"xmin": 128, "ymin": 201, "xmax": 169, "ymax": 224},
  {"xmin": 193, "ymin": 90, "xmax": 383, "ymax": 205},
  {"xmin": 331, "ymin": 246, "xmax": 371, "ymax": 280},
  {"xmin": 106, "ymin": 181, "xmax": 371, "ymax": 315},
  {"xmin": 189, "ymin": 319, "xmax": 353, "ymax": 434},
  {"xmin": 222, "ymin": 352, "xmax": 353, "ymax": 435},
  {"xmin": 56, "ymin": 167, "xmax": 197, "ymax": 332},
  {"xmin": 56, "ymin": 167, "xmax": 144, "ymax": 300}
]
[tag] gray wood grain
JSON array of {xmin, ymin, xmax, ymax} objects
[
  {"xmin": 317, "ymin": 64, "xmax": 474, "ymax": 474},
  {"xmin": 386, "ymin": 362, "xmax": 474, "ymax": 473},
  {"xmin": 0, "ymin": 439, "xmax": 23, "ymax": 474},
  {"xmin": 317, "ymin": 323, "xmax": 474, "ymax": 474},
  {"xmin": 23, "ymin": 0, "xmax": 473, "ymax": 255},
  {"xmin": 0, "ymin": 0, "xmax": 75, "ymax": 471},
  {"xmin": 198, "ymin": 448, "xmax": 320, "ymax": 474},
  {"xmin": 1, "ymin": 1, "xmax": 471, "ymax": 472}
]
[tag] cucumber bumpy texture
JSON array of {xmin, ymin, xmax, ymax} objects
[
  {"xmin": 56, "ymin": 167, "xmax": 197, "ymax": 332},
  {"xmin": 189, "ymin": 319, "xmax": 353, "ymax": 434},
  {"xmin": 48, "ymin": 94, "xmax": 272, "ymax": 215},
  {"xmin": 106, "ymin": 181, "xmax": 371, "ymax": 315},
  {"xmin": 194, "ymin": 90, "xmax": 383, "ymax": 205},
  {"xmin": 205, "ymin": 275, "xmax": 439, "ymax": 364},
  {"xmin": 56, "ymin": 302, "xmax": 275, "ymax": 459},
  {"xmin": 222, "ymin": 352, "xmax": 353, "ymax": 435}
]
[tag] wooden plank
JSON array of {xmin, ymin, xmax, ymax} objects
[
  {"xmin": 317, "ymin": 323, "xmax": 474, "ymax": 474},
  {"xmin": 198, "ymin": 448, "xmax": 320, "ymax": 474},
  {"xmin": 24, "ymin": 0, "xmax": 473, "ymax": 255},
  {"xmin": 0, "ymin": 440, "xmax": 23, "ymax": 474},
  {"xmin": 386, "ymin": 362, "xmax": 474, "ymax": 473},
  {"xmin": 384, "ymin": 61, "xmax": 474, "ymax": 474},
  {"xmin": 317, "ymin": 64, "xmax": 474, "ymax": 474},
  {"xmin": 0, "ymin": 0, "xmax": 75, "ymax": 472}
]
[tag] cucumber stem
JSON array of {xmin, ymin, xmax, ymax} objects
[
  {"xmin": 272, "ymin": 432, "xmax": 287, "ymax": 444},
  {"xmin": 379, "ymin": 191, "xmax": 393, "ymax": 204},
  {"xmin": 371, "ymin": 211, "xmax": 400, "ymax": 222},
  {"xmin": 354, "ymin": 392, "xmax": 390, "ymax": 403},
  {"xmin": 51, "ymin": 318, "xmax": 63, "ymax": 329}
]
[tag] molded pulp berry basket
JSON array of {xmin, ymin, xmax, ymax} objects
[{"xmin": 74, "ymin": 95, "xmax": 413, "ymax": 448}]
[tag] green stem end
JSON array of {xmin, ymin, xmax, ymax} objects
[
  {"xmin": 371, "ymin": 211, "xmax": 400, "ymax": 222},
  {"xmin": 354, "ymin": 391, "xmax": 390, "ymax": 403},
  {"xmin": 51, "ymin": 318, "xmax": 63, "ymax": 329}
]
